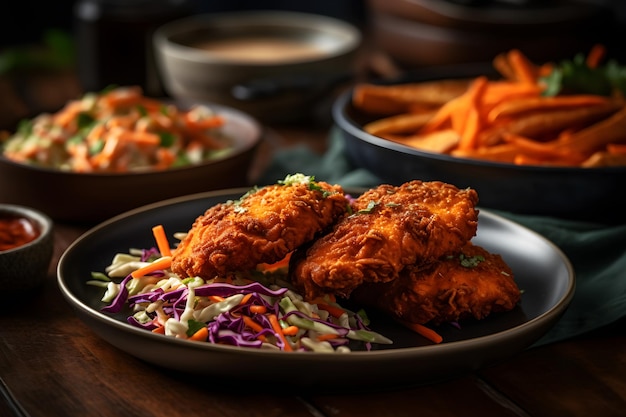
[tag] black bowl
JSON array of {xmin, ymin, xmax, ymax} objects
[{"xmin": 332, "ymin": 65, "xmax": 625, "ymax": 224}]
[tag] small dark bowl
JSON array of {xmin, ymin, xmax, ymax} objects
[
  {"xmin": 0, "ymin": 204, "xmax": 53, "ymax": 293},
  {"xmin": 332, "ymin": 65, "xmax": 626, "ymax": 223},
  {"xmin": 0, "ymin": 103, "xmax": 262, "ymax": 224}
]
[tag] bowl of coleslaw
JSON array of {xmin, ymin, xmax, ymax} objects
[{"xmin": 0, "ymin": 86, "xmax": 262, "ymax": 223}]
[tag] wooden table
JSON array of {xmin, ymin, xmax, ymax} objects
[
  {"xmin": 1, "ymin": 51, "xmax": 626, "ymax": 415},
  {"xmin": 1, "ymin": 119, "xmax": 625, "ymax": 417}
]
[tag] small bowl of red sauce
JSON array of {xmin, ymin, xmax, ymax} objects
[{"xmin": 0, "ymin": 204, "xmax": 53, "ymax": 293}]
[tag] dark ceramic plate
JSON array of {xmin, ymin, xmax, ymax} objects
[
  {"xmin": 57, "ymin": 188, "xmax": 575, "ymax": 391},
  {"xmin": 332, "ymin": 64, "xmax": 626, "ymax": 223}
]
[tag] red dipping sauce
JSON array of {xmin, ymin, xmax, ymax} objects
[{"xmin": 0, "ymin": 215, "xmax": 40, "ymax": 251}]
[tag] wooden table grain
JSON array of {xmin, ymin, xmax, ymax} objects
[{"xmin": 1, "ymin": 70, "xmax": 625, "ymax": 417}]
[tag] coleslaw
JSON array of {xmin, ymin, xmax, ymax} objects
[
  {"xmin": 88, "ymin": 229, "xmax": 393, "ymax": 353},
  {"xmin": 1, "ymin": 86, "xmax": 233, "ymax": 173}
]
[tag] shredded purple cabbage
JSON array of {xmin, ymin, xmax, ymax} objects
[
  {"xmin": 193, "ymin": 282, "xmax": 289, "ymax": 298},
  {"xmin": 101, "ymin": 275, "xmax": 132, "ymax": 313},
  {"xmin": 140, "ymin": 247, "xmax": 161, "ymax": 262}
]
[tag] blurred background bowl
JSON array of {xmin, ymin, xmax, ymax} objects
[
  {"xmin": 0, "ymin": 204, "xmax": 53, "ymax": 293},
  {"xmin": 332, "ymin": 64, "xmax": 626, "ymax": 224},
  {"xmin": 0, "ymin": 103, "xmax": 262, "ymax": 224},
  {"xmin": 366, "ymin": 0, "xmax": 615, "ymax": 69},
  {"xmin": 153, "ymin": 11, "xmax": 362, "ymax": 123}
]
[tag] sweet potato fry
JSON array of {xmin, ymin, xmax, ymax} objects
[
  {"xmin": 385, "ymin": 129, "xmax": 460, "ymax": 153},
  {"xmin": 502, "ymin": 132, "xmax": 587, "ymax": 165},
  {"xmin": 480, "ymin": 102, "xmax": 621, "ymax": 145},
  {"xmin": 364, "ymin": 111, "xmax": 435, "ymax": 136},
  {"xmin": 451, "ymin": 143, "xmax": 520, "ymax": 163},
  {"xmin": 493, "ymin": 53, "xmax": 515, "ymax": 81},
  {"xmin": 457, "ymin": 76, "xmax": 489, "ymax": 151},
  {"xmin": 507, "ymin": 49, "xmax": 538, "ymax": 84},
  {"xmin": 353, "ymin": 79, "xmax": 470, "ymax": 115},
  {"xmin": 350, "ymin": 46, "xmax": 626, "ymax": 168},
  {"xmin": 488, "ymin": 95, "xmax": 611, "ymax": 122},
  {"xmin": 481, "ymin": 81, "xmax": 544, "ymax": 108},
  {"xmin": 582, "ymin": 150, "xmax": 626, "ymax": 167},
  {"xmin": 607, "ymin": 143, "xmax": 626, "ymax": 154},
  {"xmin": 560, "ymin": 106, "xmax": 626, "ymax": 153}
]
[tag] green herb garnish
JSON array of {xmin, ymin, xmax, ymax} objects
[
  {"xmin": 358, "ymin": 200, "xmax": 378, "ymax": 214},
  {"xmin": 459, "ymin": 253, "xmax": 485, "ymax": 268}
]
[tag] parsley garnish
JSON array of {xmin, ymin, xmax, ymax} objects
[
  {"xmin": 459, "ymin": 253, "xmax": 485, "ymax": 268},
  {"xmin": 277, "ymin": 173, "xmax": 331, "ymax": 197},
  {"xmin": 186, "ymin": 319, "xmax": 206, "ymax": 337},
  {"xmin": 158, "ymin": 132, "xmax": 176, "ymax": 147},
  {"xmin": 358, "ymin": 200, "xmax": 378, "ymax": 214},
  {"xmin": 541, "ymin": 53, "xmax": 626, "ymax": 97},
  {"xmin": 226, "ymin": 186, "xmax": 259, "ymax": 213}
]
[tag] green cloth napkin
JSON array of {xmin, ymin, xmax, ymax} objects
[{"xmin": 258, "ymin": 130, "xmax": 626, "ymax": 346}]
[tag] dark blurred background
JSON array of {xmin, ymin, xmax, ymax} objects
[{"xmin": 1, "ymin": 0, "xmax": 624, "ymax": 129}]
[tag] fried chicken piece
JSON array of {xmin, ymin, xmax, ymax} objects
[
  {"xmin": 351, "ymin": 243, "xmax": 521, "ymax": 325},
  {"xmin": 171, "ymin": 176, "xmax": 348, "ymax": 279},
  {"xmin": 290, "ymin": 180, "xmax": 479, "ymax": 299}
]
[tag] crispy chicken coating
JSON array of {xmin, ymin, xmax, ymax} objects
[
  {"xmin": 171, "ymin": 176, "xmax": 348, "ymax": 279},
  {"xmin": 290, "ymin": 180, "xmax": 479, "ymax": 299},
  {"xmin": 351, "ymin": 243, "xmax": 521, "ymax": 325}
]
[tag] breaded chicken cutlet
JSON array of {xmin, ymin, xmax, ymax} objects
[
  {"xmin": 289, "ymin": 180, "xmax": 479, "ymax": 299},
  {"xmin": 171, "ymin": 174, "xmax": 348, "ymax": 279},
  {"xmin": 351, "ymin": 242, "xmax": 521, "ymax": 325}
]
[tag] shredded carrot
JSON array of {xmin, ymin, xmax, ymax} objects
[
  {"xmin": 131, "ymin": 256, "xmax": 172, "ymax": 279},
  {"xmin": 151, "ymin": 225, "xmax": 172, "ymax": 257},
  {"xmin": 53, "ymin": 100, "xmax": 84, "ymax": 129},
  {"xmin": 189, "ymin": 326, "xmax": 209, "ymax": 342},
  {"xmin": 281, "ymin": 325, "xmax": 299, "ymax": 336},
  {"xmin": 208, "ymin": 295, "xmax": 225, "ymax": 303},
  {"xmin": 249, "ymin": 305, "xmax": 267, "ymax": 314},
  {"xmin": 184, "ymin": 113, "xmax": 225, "ymax": 131},
  {"xmin": 401, "ymin": 321, "xmax": 443, "ymax": 344},
  {"xmin": 268, "ymin": 314, "xmax": 293, "ymax": 352},
  {"xmin": 155, "ymin": 147, "xmax": 177, "ymax": 170},
  {"xmin": 257, "ymin": 252, "xmax": 293, "ymax": 272},
  {"xmin": 152, "ymin": 326, "xmax": 165, "ymax": 334},
  {"xmin": 118, "ymin": 130, "xmax": 161, "ymax": 146},
  {"xmin": 316, "ymin": 333, "xmax": 340, "ymax": 342},
  {"xmin": 239, "ymin": 293, "xmax": 253, "ymax": 305},
  {"xmin": 1, "ymin": 86, "xmax": 231, "ymax": 173},
  {"xmin": 317, "ymin": 303, "xmax": 346, "ymax": 319},
  {"xmin": 242, "ymin": 315, "xmax": 267, "ymax": 342}
]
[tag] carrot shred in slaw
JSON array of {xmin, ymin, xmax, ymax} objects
[{"xmin": 1, "ymin": 86, "xmax": 234, "ymax": 173}]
